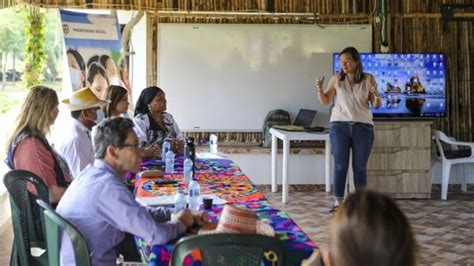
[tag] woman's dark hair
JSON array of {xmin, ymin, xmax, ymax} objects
[
  {"xmin": 87, "ymin": 55, "xmax": 100, "ymax": 69},
  {"xmin": 87, "ymin": 62, "xmax": 108, "ymax": 85},
  {"xmin": 93, "ymin": 117, "xmax": 134, "ymax": 159},
  {"xmin": 338, "ymin": 46, "xmax": 365, "ymax": 83},
  {"xmin": 104, "ymin": 85, "xmax": 128, "ymax": 118},
  {"xmin": 330, "ymin": 190, "xmax": 417, "ymax": 266},
  {"xmin": 134, "ymin": 86, "xmax": 164, "ymax": 116},
  {"xmin": 99, "ymin": 54, "xmax": 112, "ymax": 71},
  {"xmin": 67, "ymin": 48, "xmax": 85, "ymax": 71}
]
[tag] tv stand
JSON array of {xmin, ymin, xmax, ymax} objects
[{"xmin": 367, "ymin": 121, "xmax": 433, "ymax": 199}]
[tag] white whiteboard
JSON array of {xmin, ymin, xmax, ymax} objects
[{"xmin": 158, "ymin": 24, "xmax": 372, "ymax": 131}]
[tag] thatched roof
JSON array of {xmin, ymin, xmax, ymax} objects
[{"xmin": 1, "ymin": 0, "xmax": 161, "ymax": 10}]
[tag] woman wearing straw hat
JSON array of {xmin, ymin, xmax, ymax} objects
[
  {"xmin": 133, "ymin": 86, "xmax": 185, "ymax": 157},
  {"xmin": 5, "ymin": 85, "xmax": 72, "ymax": 204}
]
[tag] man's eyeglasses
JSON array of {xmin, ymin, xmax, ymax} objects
[{"xmin": 120, "ymin": 143, "xmax": 141, "ymax": 150}]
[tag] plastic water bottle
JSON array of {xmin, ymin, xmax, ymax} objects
[
  {"xmin": 183, "ymin": 156, "xmax": 193, "ymax": 187},
  {"xmin": 209, "ymin": 134, "xmax": 218, "ymax": 154},
  {"xmin": 162, "ymin": 138, "xmax": 171, "ymax": 160},
  {"xmin": 188, "ymin": 179, "xmax": 201, "ymax": 211},
  {"xmin": 165, "ymin": 150, "xmax": 175, "ymax": 173},
  {"xmin": 174, "ymin": 190, "xmax": 186, "ymax": 212},
  {"xmin": 184, "ymin": 137, "xmax": 196, "ymax": 164}
]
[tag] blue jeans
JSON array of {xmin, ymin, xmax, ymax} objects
[{"xmin": 330, "ymin": 121, "xmax": 374, "ymax": 200}]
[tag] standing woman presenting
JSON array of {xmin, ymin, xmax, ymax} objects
[{"xmin": 316, "ymin": 47, "xmax": 382, "ymax": 212}]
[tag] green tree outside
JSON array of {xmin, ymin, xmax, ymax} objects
[{"xmin": 0, "ymin": 7, "xmax": 63, "ymax": 90}]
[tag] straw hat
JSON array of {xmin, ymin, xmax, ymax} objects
[
  {"xmin": 62, "ymin": 87, "xmax": 109, "ymax": 111},
  {"xmin": 198, "ymin": 204, "xmax": 275, "ymax": 237}
]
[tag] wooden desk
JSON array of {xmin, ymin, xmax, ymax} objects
[{"xmin": 270, "ymin": 128, "xmax": 331, "ymax": 204}]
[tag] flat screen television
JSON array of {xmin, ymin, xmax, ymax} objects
[{"xmin": 333, "ymin": 53, "xmax": 446, "ymax": 118}]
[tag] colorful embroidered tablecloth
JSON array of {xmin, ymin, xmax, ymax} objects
[{"xmin": 134, "ymin": 153, "xmax": 317, "ymax": 265}]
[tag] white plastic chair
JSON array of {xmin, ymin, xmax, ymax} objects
[{"xmin": 433, "ymin": 130, "xmax": 474, "ymax": 200}]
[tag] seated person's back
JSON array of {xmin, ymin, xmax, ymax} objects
[{"xmin": 303, "ymin": 190, "xmax": 418, "ymax": 266}]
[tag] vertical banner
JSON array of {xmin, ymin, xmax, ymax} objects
[{"xmin": 60, "ymin": 10, "xmax": 132, "ymax": 104}]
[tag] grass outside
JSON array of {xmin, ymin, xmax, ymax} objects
[
  {"xmin": 0, "ymin": 81, "xmax": 64, "ymax": 113},
  {"xmin": 0, "ymin": 93, "xmax": 20, "ymax": 115}
]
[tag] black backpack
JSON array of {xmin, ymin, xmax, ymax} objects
[{"xmin": 261, "ymin": 109, "xmax": 291, "ymax": 147}]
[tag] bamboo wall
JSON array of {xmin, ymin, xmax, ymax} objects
[
  {"xmin": 375, "ymin": 1, "xmax": 473, "ymax": 142},
  {"xmin": 155, "ymin": 0, "xmax": 474, "ymax": 141},
  {"xmin": 2, "ymin": 0, "xmax": 472, "ymax": 141}
]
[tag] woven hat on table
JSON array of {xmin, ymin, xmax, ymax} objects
[{"xmin": 198, "ymin": 204, "xmax": 275, "ymax": 237}]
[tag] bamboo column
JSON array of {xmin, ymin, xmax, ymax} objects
[{"xmin": 146, "ymin": 11, "xmax": 158, "ymax": 86}]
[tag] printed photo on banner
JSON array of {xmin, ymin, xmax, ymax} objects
[{"xmin": 60, "ymin": 10, "xmax": 132, "ymax": 104}]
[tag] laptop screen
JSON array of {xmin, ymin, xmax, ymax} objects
[{"xmin": 293, "ymin": 109, "xmax": 317, "ymax": 127}]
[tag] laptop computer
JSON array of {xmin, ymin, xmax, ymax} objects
[{"xmin": 273, "ymin": 109, "xmax": 321, "ymax": 131}]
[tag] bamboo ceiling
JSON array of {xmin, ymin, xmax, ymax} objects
[{"xmin": 2, "ymin": 0, "xmax": 473, "ymax": 141}]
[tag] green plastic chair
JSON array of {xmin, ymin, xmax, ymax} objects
[
  {"xmin": 171, "ymin": 233, "xmax": 287, "ymax": 266},
  {"xmin": 36, "ymin": 199, "xmax": 91, "ymax": 266},
  {"xmin": 3, "ymin": 169, "xmax": 50, "ymax": 266}
]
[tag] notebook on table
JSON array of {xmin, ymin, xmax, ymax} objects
[{"xmin": 273, "ymin": 109, "xmax": 323, "ymax": 132}]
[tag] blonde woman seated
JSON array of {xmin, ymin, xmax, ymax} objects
[
  {"xmin": 5, "ymin": 86, "xmax": 72, "ymax": 204},
  {"xmin": 103, "ymin": 85, "xmax": 130, "ymax": 118},
  {"xmin": 133, "ymin": 86, "xmax": 184, "ymax": 157},
  {"xmin": 303, "ymin": 190, "xmax": 417, "ymax": 266}
]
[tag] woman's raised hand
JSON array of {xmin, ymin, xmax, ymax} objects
[
  {"xmin": 315, "ymin": 76, "xmax": 325, "ymax": 91},
  {"xmin": 368, "ymin": 79, "xmax": 379, "ymax": 96}
]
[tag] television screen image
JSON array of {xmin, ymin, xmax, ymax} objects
[{"xmin": 333, "ymin": 53, "xmax": 446, "ymax": 118}]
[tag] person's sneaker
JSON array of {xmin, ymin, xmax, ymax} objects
[{"xmin": 328, "ymin": 205, "xmax": 339, "ymax": 214}]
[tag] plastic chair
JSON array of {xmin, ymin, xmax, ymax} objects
[
  {"xmin": 36, "ymin": 199, "xmax": 91, "ymax": 266},
  {"xmin": 3, "ymin": 169, "xmax": 50, "ymax": 266},
  {"xmin": 433, "ymin": 130, "xmax": 474, "ymax": 200},
  {"xmin": 171, "ymin": 233, "xmax": 287, "ymax": 266}
]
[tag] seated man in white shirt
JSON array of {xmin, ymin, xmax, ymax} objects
[
  {"xmin": 57, "ymin": 117, "xmax": 207, "ymax": 265},
  {"xmin": 57, "ymin": 87, "xmax": 108, "ymax": 178}
]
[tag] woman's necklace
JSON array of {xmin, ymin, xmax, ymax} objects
[{"xmin": 151, "ymin": 112, "xmax": 165, "ymax": 128}]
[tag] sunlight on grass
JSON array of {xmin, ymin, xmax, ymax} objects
[{"xmin": 0, "ymin": 92, "xmax": 20, "ymax": 115}]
